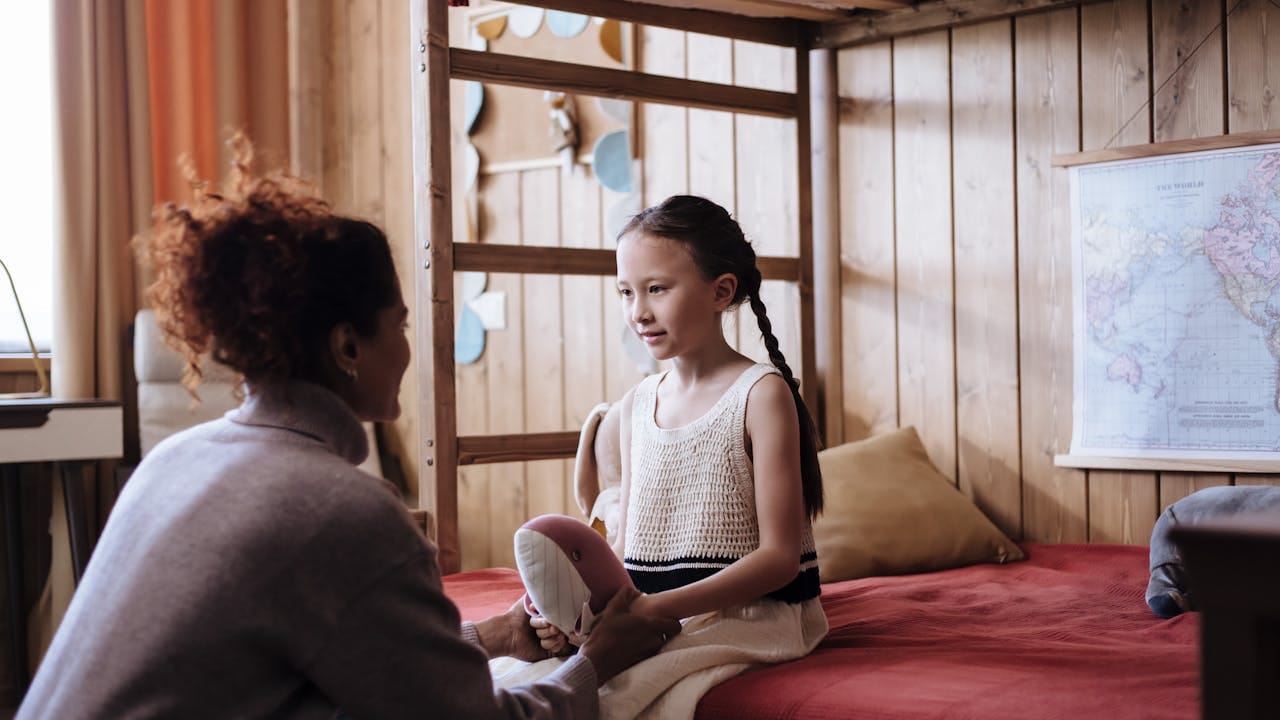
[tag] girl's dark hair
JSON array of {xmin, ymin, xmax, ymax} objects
[
  {"xmin": 138, "ymin": 134, "xmax": 399, "ymax": 395},
  {"xmin": 619, "ymin": 195, "xmax": 824, "ymax": 519}
]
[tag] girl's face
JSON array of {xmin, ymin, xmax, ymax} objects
[
  {"xmin": 348, "ymin": 290, "xmax": 412, "ymax": 422},
  {"xmin": 616, "ymin": 233, "xmax": 727, "ymax": 361}
]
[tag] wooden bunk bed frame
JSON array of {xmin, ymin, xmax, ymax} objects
[{"xmin": 409, "ymin": 3, "xmax": 1275, "ymax": 717}]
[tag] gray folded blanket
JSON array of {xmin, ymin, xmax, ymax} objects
[{"xmin": 1147, "ymin": 485, "xmax": 1280, "ymax": 618}]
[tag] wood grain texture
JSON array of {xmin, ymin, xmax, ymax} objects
[
  {"xmin": 836, "ymin": 41, "xmax": 897, "ymax": 443},
  {"xmin": 686, "ymin": 33, "xmax": 742, "ymax": 351},
  {"xmin": 479, "ymin": 172, "xmax": 526, "ymax": 570},
  {"xmin": 815, "ymin": 0, "xmax": 1112, "ymax": 49},
  {"xmin": 561, "ymin": 168, "xmax": 607, "ymax": 516},
  {"xmin": 1159, "ymin": 473, "xmax": 1229, "ymax": 512},
  {"xmin": 1228, "ymin": 0, "xmax": 1280, "ymax": 133},
  {"xmin": 893, "ymin": 30, "xmax": 957, "ymax": 483},
  {"xmin": 521, "ymin": 169, "xmax": 567, "ymax": 521},
  {"xmin": 952, "ymin": 19, "xmax": 1022, "ymax": 538},
  {"xmin": 640, "ymin": 26, "xmax": 689, "ymax": 207},
  {"xmin": 1014, "ymin": 7, "xmax": 1087, "ymax": 542},
  {"xmin": 736, "ymin": 40, "xmax": 802, "ymax": 375},
  {"xmin": 1088, "ymin": 470, "xmax": 1158, "ymax": 544},
  {"xmin": 1152, "ymin": 0, "xmax": 1224, "ymax": 142},
  {"xmin": 412, "ymin": 0, "xmax": 461, "ymax": 572},
  {"xmin": 811, "ymin": 47, "xmax": 844, "ymax": 444}
]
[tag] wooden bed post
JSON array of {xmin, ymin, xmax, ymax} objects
[
  {"xmin": 795, "ymin": 40, "xmax": 819, "ymax": 434},
  {"xmin": 410, "ymin": 0, "xmax": 460, "ymax": 574},
  {"xmin": 810, "ymin": 47, "xmax": 843, "ymax": 447}
]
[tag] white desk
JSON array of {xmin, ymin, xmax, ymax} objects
[{"xmin": 1, "ymin": 398, "xmax": 122, "ymax": 697}]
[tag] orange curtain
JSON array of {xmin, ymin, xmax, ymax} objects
[
  {"xmin": 35, "ymin": 0, "xmax": 289, "ymax": 675},
  {"xmin": 145, "ymin": 0, "xmax": 289, "ymax": 207}
]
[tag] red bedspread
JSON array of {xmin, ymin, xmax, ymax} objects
[{"xmin": 442, "ymin": 543, "xmax": 1199, "ymax": 720}]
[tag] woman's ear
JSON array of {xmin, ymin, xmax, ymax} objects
[
  {"xmin": 329, "ymin": 322, "xmax": 360, "ymax": 379},
  {"xmin": 712, "ymin": 273, "xmax": 737, "ymax": 311}
]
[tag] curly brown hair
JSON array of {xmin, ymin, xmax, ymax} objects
[{"xmin": 137, "ymin": 134, "xmax": 399, "ymax": 396}]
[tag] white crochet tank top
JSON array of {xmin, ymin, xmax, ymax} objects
[{"xmin": 623, "ymin": 363, "xmax": 820, "ymax": 603}]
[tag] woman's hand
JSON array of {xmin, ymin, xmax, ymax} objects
[{"xmin": 473, "ymin": 599, "xmax": 563, "ymax": 662}]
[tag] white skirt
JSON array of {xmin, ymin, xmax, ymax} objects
[{"xmin": 491, "ymin": 597, "xmax": 828, "ymax": 720}]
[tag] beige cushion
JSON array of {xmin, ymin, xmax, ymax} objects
[{"xmin": 813, "ymin": 426, "xmax": 1024, "ymax": 583}]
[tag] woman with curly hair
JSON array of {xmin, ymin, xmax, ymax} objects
[{"xmin": 18, "ymin": 138, "xmax": 676, "ymax": 720}]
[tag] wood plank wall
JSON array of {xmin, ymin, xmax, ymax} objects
[{"xmin": 836, "ymin": 0, "xmax": 1280, "ymax": 546}]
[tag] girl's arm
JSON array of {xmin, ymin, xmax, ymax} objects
[
  {"xmin": 633, "ymin": 373, "xmax": 804, "ymax": 620},
  {"xmin": 611, "ymin": 387, "xmax": 636, "ymax": 560}
]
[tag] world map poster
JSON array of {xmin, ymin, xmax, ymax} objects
[{"xmin": 1069, "ymin": 140, "xmax": 1280, "ymax": 464}]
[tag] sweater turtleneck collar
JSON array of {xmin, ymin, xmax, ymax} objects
[{"xmin": 227, "ymin": 380, "xmax": 369, "ymax": 466}]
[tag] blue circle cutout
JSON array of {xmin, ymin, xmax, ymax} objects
[
  {"xmin": 455, "ymin": 304, "xmax": 486, "ymax": 364},
  {"xmin": 592, "ymin": 130, "xmax": 632, "ymax": 193}
]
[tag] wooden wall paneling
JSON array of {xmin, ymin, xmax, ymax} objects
[
  {"xmin": 481, "ymin": 172, "xmax": 526, "ymax": 569},
  {"xmin": 836, "ymin": 41, "xmax": 898, "ymax": 443},
  {"xmin": 892, "ymin": 31, "xmax": 957, "ymax": 481},
  {"xmin": 323, "ymin": 1, "xmax": 351, "ymax": 202},
  {"xmin": 348, "ymin": 0, "xmax": 385, "ymax": 222},
  {"xmin": 1089, "ymin": 470, "xmax": 1159, "ymax": 543},
  {"xmin": 1013, "ymin": 8, "xmax": 1087, "ymax": 542},
  {"xmin": 601, "ymin": 182, "xmax": 650, "ymax": 402},
  {"xmin": 736, "ymin": 40, "xmax": 801, "ymax": 371},
  {"xmin": 1228, "ymin": 0, "xmax": 1280, "ymax": 133},
  {"xmin": 456, "ymin": 342, "xmax": 491, "ymax": 570},
  {"xmin": 1081, "ymin": 0, "xmax": 1159, "ymax": 544},
  {"xmin": 1153, "ymin": 0, "xmax": 1225, "ymax": 143},
  {"xmin": 951, "ymin": 20, "xmax": 1022, "ymax": 537},
  {"xmin": 521, "ymin": 168, "xmax": 567, "ymax": 521},
  {"xmin": 640, "ymin": 27, "xmax": 689, "ymax": 205},
  {"xmin": 286, "ymin": 0, "xmax": 329, "ymax": 181},
  {"xmin": 686, "ymin": 33, "xmax": 743, "ymax": 352},
  {"xmin": 561, "ymin": 168, "xmax": 606, "ymax": 517},
  {"xmin": 383, "ymin": 0, "xmax": 418, "ymax": 500}
]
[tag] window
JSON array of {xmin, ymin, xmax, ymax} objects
[{"xmin": 0, "ymin": 3, "xmax": 54, "ymax": 354}]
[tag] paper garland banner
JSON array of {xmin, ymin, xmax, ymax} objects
[
  {"xmin": 464, "ymin": 143, "xmax": 481, "ymax": 192},
  {"xmin": 598, "ymin": 19, "xmax": 624, "ymax": 64},
  {"xmin": 508, "ymin": 7, "xmax": 544, "ymax": 38},
  {"xmin": 455, "ymin": 304, "xmax": 486, "ymax": 364},
  {"xmin": 464, "ymin": 81, "xmax": 484, "ymax": 134},
  {"xmin": 546, "ymin": 11, "xmax": 589, "ymax": 38},
  {"xmin": 592, "ymin": 130, "xmax": 632, "ymax": 193},
  {"xmin": 475, "ymin": 15, "xmax": 507, "ymax": 40}
]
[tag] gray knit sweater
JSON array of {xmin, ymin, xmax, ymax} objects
[{"xmin": 18, "ymin": 380, "xmax": 595, "ymax": 719}]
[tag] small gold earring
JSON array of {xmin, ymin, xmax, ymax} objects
[{"xmin": 346, "ymin": 368, "xmax": 358, "ymax": 382}]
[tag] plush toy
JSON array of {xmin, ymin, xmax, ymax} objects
[
  {"xmin": 1147, "ymin": 485, "xmax": 1280, "ymax": 617},
  {"xmin": 572, "ymin": 402, "xmax": 624, "ymax": 544},
  {"xmin": 515, "ymin": 513, "xmax": 634, "ymax": 638}
]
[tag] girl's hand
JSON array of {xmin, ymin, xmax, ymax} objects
[{"xmin": 529, "ymin": 614, "xmax": 573, "ymax": 656}]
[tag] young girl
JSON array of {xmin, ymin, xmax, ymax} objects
[{"xmin": 532, "ymin": 194, "xmax": 828, "ymax": 719}]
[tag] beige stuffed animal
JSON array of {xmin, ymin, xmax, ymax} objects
[{"xmin": 572, "ymin": 402, "xmax": 624, "ymax": 545}]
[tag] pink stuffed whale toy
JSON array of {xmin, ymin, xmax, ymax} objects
[{"xmin": 514, "ymin": 514, "xmax": 634, "ymax": 638}]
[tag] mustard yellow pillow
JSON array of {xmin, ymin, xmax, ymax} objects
[{"xmin": 813, "ymin": 426, "xmax": 1024, "ymax": 583}]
